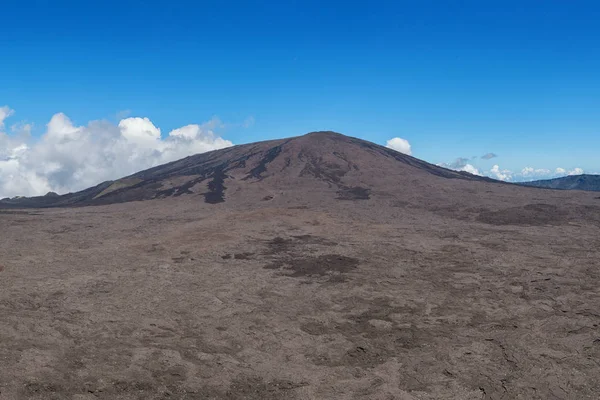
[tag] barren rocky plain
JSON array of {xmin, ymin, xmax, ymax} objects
[{"xmin": 1, "ymin": 132, "xmax": 599, "ymax": 399}]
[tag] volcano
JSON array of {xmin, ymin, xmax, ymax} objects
[
  {"xmin": 0, "ymin": 131, "xmax": 494, "ymax": 208},
  {"xmin": 1, "ymin": 132, "xmax": 599, "ymax": 399}
]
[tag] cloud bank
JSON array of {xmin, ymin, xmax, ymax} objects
[
  {"xmin": 385, "ymin": 137, "xmax": 412, "ymax": 155},
  {"xmin": 438, "ymin": 155, "xmax": 587, "ymax": 182},
  {"xmin": 0, "ymin": 106, "xmax": 234, "ymax": 198},
  {"xmin": 487, "ymin": 165, "xmax": 587, "ymax": 182}
]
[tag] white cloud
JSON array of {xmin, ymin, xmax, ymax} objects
[
  {"xmin": 168, "ymin": 124, "xmax": 199, "ymax": 139},
  {"xmin": 555, "ymin": 167, "xmax": 566, "ymax": 174},
  {"xmin": 568, "ymin": 167, "xmax": 584, "ymax": 176},
  {"xmin": 489, "ymin": 164, "xmax": 513, "ymax": 181},
  {"xmin": 386, "ymin": 137, "xmax": 412, "ymax": 155},
  {"xmin": 46, "ymin": 113, "xmax": 83, "ymax": 140},
  {"xmin": 118, "ymin": 117, "xmax": 161, "ymax": 145},
  {"xmin": 461, "ymin": 164, "xmax": 482, "ymax": 176},
  {"xmin": 0, "ymin": 107, "xmax": 235, "ymax": 198}
]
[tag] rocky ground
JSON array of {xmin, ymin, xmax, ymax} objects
[{"xmin": 1, "ymin": 190, "xmax": 599, "ymax": 399}]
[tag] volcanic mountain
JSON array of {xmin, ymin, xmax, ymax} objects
[
  {"xmin": 0, "ymin": 131, "xmax": 493, "ymax": 208},
  {"xmin": 1, "ymin": 131, "xmax": 600, "ymax": 399}
]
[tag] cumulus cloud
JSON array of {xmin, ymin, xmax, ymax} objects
[
  {"xmin": 0, "ymin": 107, "xmax": 236, "ymax": 198},
  {"xmin": 460, "ymin": 164, "xmax": 482, "ymax": 176},
  {"xmin": 481, "ymin": 152, "xmax": 497, "ymax": 160},
  {"xmin": 489, "ymin": 164, "xmax": 513, "ymax": 181},
  {"xmin": 385, "ymin": 137, "xmax": 412, "ymax": 155}
]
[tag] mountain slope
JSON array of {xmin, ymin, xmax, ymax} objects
[
  {"xmin": 0, "ymin": 131, "xmax": 495, "ymax": 208},
  {"xmin": 519, "ymin": 174, "xmax": 600, "ymax": 192}
]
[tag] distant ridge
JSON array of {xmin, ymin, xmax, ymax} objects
[{"xmin": 519, "ymin": 174, "xmax": 600, "ymax": 192}]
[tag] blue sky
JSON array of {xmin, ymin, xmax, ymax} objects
[{"xmin": 1, "ymin": 1, "xmax": 599, "ymax": 196}]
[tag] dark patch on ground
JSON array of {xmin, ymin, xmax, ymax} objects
[
  {"xmin": 336, "ymin": 186, "xmax": 371, "ymax": 200},
  {"xmin": 288, "ymin": 254, "xmax": 359, "ymax": 277},
  {"xmin": 342, "ymin": 346, "xmax": 386, "ymax": 367},
  {"xmin": 220, "ymin": 250, "xmax": 259, "ymax": 261},
  {"xmin": 234, "ymin": 252, "xmax": 254, "ymax": 260},
  {"xmin": 291, "ymin": 234, "xmax": 337, "ymax": 246},
  {"xmin": 265, "ymin": 254, "xmax": 359, "ymax": 278},
  {"xmin": 281, "ymin": 156, "xmax": 292, "ymax": 171},
  {"xmin": 243, "ymin": 145, "xmax": 283, "ymax": 181},
  {"xmin": 204, "ymin": 168, "xmax": 227, "ymax": 204},
  {"xmin": 300, "ymin": 321, "xmax": 330, "ymax": 335},
  {"xmin": 156, "ymin": 176, "xmax": 205, "ymax": 198},
  {"xmin": 262, "ymin": 195, "xmax": 274, "ymax": 201},
  {"xmin": 477, "ymin": 203, "xmax": 568, "ymax": 226},
  {"xmin": 298, "ymin": 154, "xmax": 349, "ymax": 185},
  {"xmin": 262, "ymin": 235, "xmax": 350, "ymax": 282},
  {"xmin": 333, "ymin": 151, "xmax": 360, "ymax": 171},
  {"xmin": 265, "ymin": 236, "xmax": 295, "ymax": 254},
  {"xmin": 264, "ymin": 235, "xmax": 337, "ymax": 255}
]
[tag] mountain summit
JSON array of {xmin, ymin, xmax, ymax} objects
[{"xmin": 0, "ymin": 131, "xmax": 491, "ymax": 208}]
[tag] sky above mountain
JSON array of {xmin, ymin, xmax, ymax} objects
[{"xmin": 1, "ymin": 1, "xmax": 599, "ymax": 197}]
